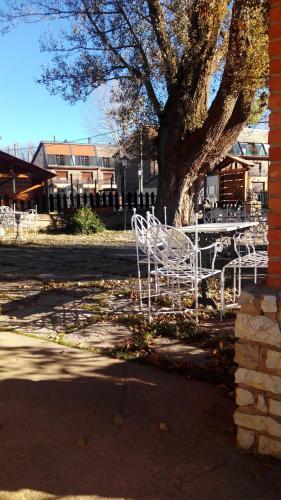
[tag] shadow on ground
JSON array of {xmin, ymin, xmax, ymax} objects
[
  {"xmin": 0, "ymin": 333, "xmax": 280, "ymax": 500},
  {"xmin": 0, "ymin": 243, "xmax": 136, "ymax": 281}
]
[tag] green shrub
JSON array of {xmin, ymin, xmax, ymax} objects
[{"xmin": 66, "ymin": 208, "xmax": 105, "ymax": 235}]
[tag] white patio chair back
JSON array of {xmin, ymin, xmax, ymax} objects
[
  {"xmin": 204, "ymin": 207, "xmax": 228, "ymax": 223},
  {"xmin": 0, "ymin": 205, "xmax": 13, "ymax": 213},
  {"xmin": 131, "ymin": 213, "xmax": 149, "ymax": 255},
  {"xmin": 147, "ymin": 224, "xmax": 196, "ymax": 270},
  {"xmin": 146, "ymin": 211, "xmax": 162, "ymax": 227}
]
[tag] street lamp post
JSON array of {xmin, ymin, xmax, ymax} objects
[{"xmin": 121, "ymin": 156, "xmax": 128, "ymax": 230}]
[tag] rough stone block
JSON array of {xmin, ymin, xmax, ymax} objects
[
  {"xmin": 235, "ymin": 368, "xmax": 281, "ymax": 395},
  {"xmin": 258, "ymin": 435, "xmax": 281, "ymax": 459},
  {"xmin": 236, "ymin": 387, "xmax": 255, "ymax": 406},
  {"xmin": 239, "ymin": 301, "xmax": 262, "ymax": 315},
  {"xmin": 257, "ymin": 394, "xmax": 268, "ymax": 413},
  {"xmin": 264, "ymin": 312, "xmax": 277, "ymax": 322},
  {"xmin": 266, "ymin": 350, "xmax": 281, "ymax": 371},
  {"xmin": 269, "ymin": 399, "xmax": 281, "ymax": 417},
  {"xmin": 277, "ymin": 297, "xmax": 281, "ymax": 322},
  {"xmin": 237, "ymin": 427, "xmax": 255, "ymax": 450},
  {"xmin": 235, "ymin": 314, "xmax": 281, "ymax": 348},
  {"xmin": 234, "ymin": 410, "xmax": 281, "ymax": 438},
  {"xmin": 261, "ymin": 295, "xmax": 277, "ymax": 313},
  {"xmin": 238, "ymin": 291, "xmax": 255, "ymax": 305},
  {"xmin": 235, "ymin": 342, "xmax": 260, "ymax": 370}
]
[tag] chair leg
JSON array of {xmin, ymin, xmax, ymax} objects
[
  {"xmin": 148, "ymin": 257, "xmax": 152, "ymax": 323},
  {"xmin": 136, "ymin": 247, "xmax": 143, "ymax": 311},
  {"xmin": 220, "ymin": 271, "xmax": 224, "ymax": 321},
  {"xmin": 238, "ymin": 265, "xmax": 242, "ymax": 297},
  {"xmin": 233, "ymin": 267, "xmax": 236, "ymax": 303}
]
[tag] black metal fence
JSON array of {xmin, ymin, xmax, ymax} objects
[
  {"xmin": 256, "ymin": 191, "xmax": 268, "ymax": 208},
  {"xmin": 0, "ymin": 191, "xmax": 157, "ymax": 214},
  {"xmin": 0, "ymin": 189, "xmax": 268, "ymax": 214}
]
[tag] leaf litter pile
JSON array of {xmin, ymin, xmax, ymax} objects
[{"xmin": 39, "ymin": 276, "xmax": 237, "ymax": 391}]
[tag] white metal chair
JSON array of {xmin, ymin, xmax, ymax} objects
[
  {"xmin": 0, "ymin": 206, "xmax": 15, "ymax": 234},
  {"xmin": 146, "ymin": 224, "xmax": 224, "ymax": 323},
  {"xmin": 222, "ymin": 229, "xmax": 268, "ymax": 310},
  {"xmin": 130, "ymin": 208, "xmax": 169, "ymax": 310},
  {"xmin": 19, "ymin": 209, "xmax": 38, "ymax": 236}
]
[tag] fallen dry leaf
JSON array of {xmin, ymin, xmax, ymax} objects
[
  {"xmin": 159, "ymin": 422, "xmax": 169, "ymax": 432},
  {"xmin": 114, "ymin": 413, "xmax": 124, "ymax": 425},
  {"xmin": 76, "ymin": 436, "xmax": 87, "ymax": 447}
]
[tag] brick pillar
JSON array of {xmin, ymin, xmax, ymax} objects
[{"xmin": 268, "ymin": 0, "xmax": 281, "ymax": 288}]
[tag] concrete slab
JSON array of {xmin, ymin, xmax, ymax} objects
[{"xmin": 150, "ymin": 336, "xmax": 211, "ymax": 365}]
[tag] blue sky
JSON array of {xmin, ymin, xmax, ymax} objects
[{"xmin": 0, "ymin": 19, "xmax": 103, "ymax": 151}]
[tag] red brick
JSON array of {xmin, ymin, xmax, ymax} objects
[
  {"xmin": 271, "ymin": 6, "xmax": 281, "ymax": 22},
  {"xmin": 268, "ymin": 229, "xmax": 281, "ymax": 241},
  {"xmin": 269, "ymin": 147, "xmax": 281, "ymax": 161},
  {"xmin": 269, "ymin": 211, "xmax": 281, "ymax": 226},
  {"xmin": 268, "ymin": 261, "xmax": 281, "ymax": 275},
  {"xmin": 269, "ymin": 94, "xmax": 281, "ymax": 108},
  {"xmin": 269, "ymin": 127, "xmax": 281, "ymax": 142},
  {"xmin": 270, "ymin": 74, "xmax": 281, "ymax": 91},
  {"xmin": 269, "ymin": 111, "xmax": 281, "ymax": 128},
  {"xmin": 268, "ymin": 243, "xmax": 281, "ymax": 257},
  {"xmin": 268, "ymin": 180, "xmax": 281, "ymax": 194},
  {"xmin": 270, "ymin": 58, "xmax": 281, "ymax": 73},
  {"xmin": 269, "ymin": 162, "xmax": 281, "ymax": 177},
  {"xmin": 269, "ymin": 40, "xmax": 281, "ymax": 56},
  {"xmin": 269, "ymin": 23, "xmax": 281, "ymax": 40},
  {"xmin": 267, "ymin": 276, "xmax": 281, "ymax": 288},
  {"xmin": 269, "ymin": 197, "xmax": 281, "ymax": 210}
]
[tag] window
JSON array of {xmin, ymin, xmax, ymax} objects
[
  {"xmin": 229, "ymin": 143, "xmax": 242, "ymax": 155},
  {"xmin": 103, "ymin": 172, "xmax": 114, "ymax": 184},
  {"xmin": 251, "ymin": 181, "xmax": 264, "ymax": 193},
  {"xmin": 55, "ymin": 171, "xmax": 68, "ymax": 182},
  {"xmin": 75, "ymin": 155, "xmax": 89, "ymax": 166},
  {"xmin": 56, "ymin": 155, "xmax": 65, "ymax": 165},
  {"xmin": 239, "ymin": 143, "xmax": 267, "ymax": 157},
  {"xmin": 102, "ymin": 157, "xmax": 110, "ymax": 168},
  {"xmin": 81, "ymin": 155, "xmax": 89, "ymax": 166},
  {"xmin": 81, "ymin": 171, "xmax": 93, "ymax": 183}
]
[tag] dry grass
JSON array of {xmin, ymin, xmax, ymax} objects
[{"xmin": 0, "ymin": 229, "xmax": 134, "ymax": 247}]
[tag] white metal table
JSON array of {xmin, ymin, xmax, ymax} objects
[{"xmin": 179, "ymin": 222, "xmax": 259, "ymax": 233}]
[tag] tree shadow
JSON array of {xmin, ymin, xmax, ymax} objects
[{"xmin": 0, "ymin": 340, "xmax": 280, "ymax": 499}]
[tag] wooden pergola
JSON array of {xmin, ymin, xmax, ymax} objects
[{"xmin": 0, "ymin": 150, "xmax": 55, "ymax": 200}]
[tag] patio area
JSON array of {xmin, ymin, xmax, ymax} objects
[{"xmin": 1, "ymin": 330, "xmax": 280, "ymax": 500}]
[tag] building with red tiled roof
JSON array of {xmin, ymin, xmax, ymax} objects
[{"xmin": 32, "ymin": 141, "xmax": 118, "ymax": 194}]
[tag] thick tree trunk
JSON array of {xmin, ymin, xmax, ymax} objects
[{"xmin": 155, "ymin": 154, "xmax": 199, "ymax": 226}]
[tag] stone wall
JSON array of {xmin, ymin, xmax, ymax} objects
[{"xmin": 234, "ymin": 289, "xmax": 281, "ymax": 458}]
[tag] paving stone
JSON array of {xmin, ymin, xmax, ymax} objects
[
  {"xmin": 258, "ymin": 435, "xmax": 281, "ymax": 459},
  {"xmin": 66, "ymin": 322, "xmax": 132, "ymax": 350},
  {"xmin": 149, "ymin": 337, "xmax": 211, "ymax": 366}
]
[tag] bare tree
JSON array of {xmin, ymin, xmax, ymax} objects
[{"xmin": 0, "ymin": 0, "xmax": 268, "ymax": 223}]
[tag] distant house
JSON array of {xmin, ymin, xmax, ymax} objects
[
  {"xmin": 0, "ymin": 150, "xmax": 55, "ymax": 201},
  {"xmin": 32, "ymin": 141, "xmax": 118, "ymax": 193}
]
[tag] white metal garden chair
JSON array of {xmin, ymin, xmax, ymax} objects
[
  {"xmin": 0, "ymin": 206, "xmax": 15, "ymax": 234},
  {"xmin": 146, "ymin": 224, "xmax": 224, "ymax": 323},
  {"xmin": 222, "ymin": 229, "xmax": 268, "ymax": 311}
]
